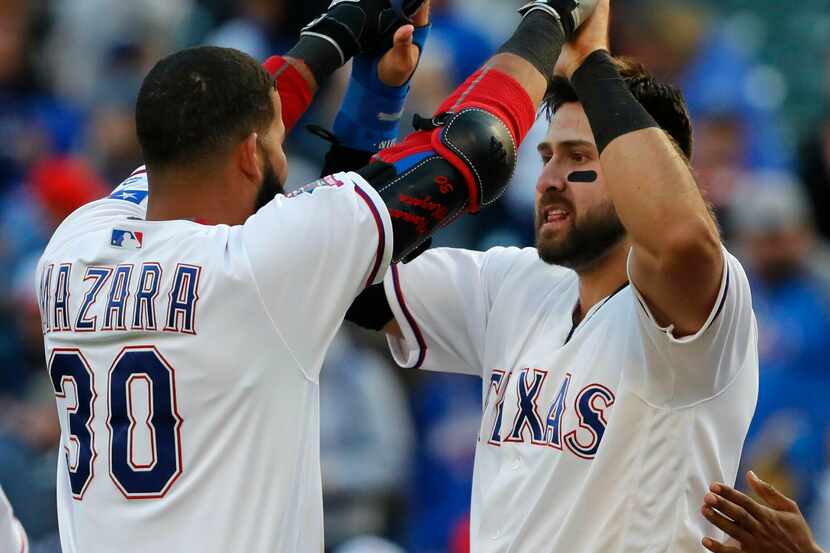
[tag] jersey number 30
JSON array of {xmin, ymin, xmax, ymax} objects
[{"xmin": 48, "ymin": 346, "xmax": 183, "ymax": 500}]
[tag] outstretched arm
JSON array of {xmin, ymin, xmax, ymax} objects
[
  {"xmin": 261, "ymin": 0, "xmax": 430, "ymax": 134},
  {"xmin": 557, "ymin": 0, "xmax": 722, "ymax": 337},
  {"xmin": 344, "ymin": 0, "xmax": 600, "ymax": 333},
  {"xmin": 319, "ymin": 1, "xmax": 432, "ymax": 176}
]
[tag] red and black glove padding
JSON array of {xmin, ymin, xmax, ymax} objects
[{"xmin": 357, "ymin": 67, "xmax": 535, "ymax": 263}]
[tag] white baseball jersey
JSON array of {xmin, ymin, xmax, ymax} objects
[
  {"xmin": 0, "ymin": 486, "xmax": 27, "ymax": 553},
  {"xmin": 37, "ymin": 168, "xmax": 393, "ymax": 553},
  {"xmin": 384, "ymin": 246, "xmax": 758, "ymax": 552}
]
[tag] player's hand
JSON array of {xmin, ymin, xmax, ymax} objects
[
  {"xmin": 700, "ymin": 471, "xmax": 825, "ymax": 553},
  {"xmin": 377, "ymin": 0, "xmax": 430, "ymax": 86},
  {"xmin": 554, "ymin": 0, "xmax": 610, "ymax": 80}
]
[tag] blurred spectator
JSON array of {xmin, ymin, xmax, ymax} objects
[
  {"xmin": 0, "ymin": 254, "xmax": 61, "ymax": 543},
  {"xmin": 0, "ymin": 157, "xmax": 107, "ymax": 298},
  {"xmin": 0, "ymin": 156, "xmax": 104, "ymax": 546},
  {"xmin": 45, "ymin": 0, "xmax": 196, "ymax": 103},
  {"xmin": 427, "ymin": 0, "xmax": 493, "ymax": 87},
  {"xmin": 321, "ymin": 331, "xmax": 414, "ymax": 549},
  {"xmin": 0, "ymin": 0, "xmax": 84, "ymax": 190},
  {"xmin": 616, "ymin": 1, "xmax": 792, "ymax": 214},
  {"xmin": 692, "ymin": 113, "xmax": 747, "ymax": 235},
  {"xmin": 735, "ymin": 178, "xmax": 830, "ymax": 516},
  {"xmin": 799, "ymin": 111, "xmax": 830, "ymax": 242},
  {"xmin": 407, "ymin": 0, "xmax": 494, "ymax": 119},
  {"xmin": 0, "ymin": 156, "xmax": 106, "ymax": 398},
  {"xmin": 205, "ymin": 0, "xmax": 294, "ymax": 62},
  {"xmin": 85, "ymin": 43, "xmax": 145, "ymax": 183},
  {"xmin": 405, "ymin": 373, "xmax": 480, "ymax": 553}
]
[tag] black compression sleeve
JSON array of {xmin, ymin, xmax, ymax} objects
[
  {"xmin": 496, "ymin": 10, "xmax": 565, "ymax": 89},
  {"xmin": 571, "ymin": 50, "xmax": 658, "ymax": 153}
]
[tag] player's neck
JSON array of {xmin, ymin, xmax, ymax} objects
[
  {"xmin": 144, "ymin": 166, "xmax": 252, "ymax": 226},
  {"xmin": 574, "ymin": 240, "xmax": 630, "ymax": 324}
]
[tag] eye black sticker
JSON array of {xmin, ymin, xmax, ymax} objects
[{"xmin": 567, "ymin": 171, "xmax": 598, "ymax": 183}]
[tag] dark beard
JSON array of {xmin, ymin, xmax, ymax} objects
[
  {"xmin": 536, "ymin": 199, "xmax": 626, "ymax": 270},
  {"xmin": 254, "ymin": 161, "xmax": 285, "ymax": 211}
]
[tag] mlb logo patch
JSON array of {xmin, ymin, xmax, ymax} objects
[{"xmin": 111, "ymin": 229, "xmax": 144, "ymax": 249}]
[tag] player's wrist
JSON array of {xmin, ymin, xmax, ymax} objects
[
  {"xmin": 332, "ymin": 75, "xmax": 408, "ymax": 152},
  {"xmin": 333, "ymin": 21, "xmax": 429, "ymax": 152},
  {"xmin": 559, "ymin": 47, "xmax": 606, "ymax": 80},
  {"xmin": 570, "ymin": 49, "xmax": 658, "ymax": 153}
]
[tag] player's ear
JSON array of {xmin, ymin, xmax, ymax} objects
[{"xmin": 238, "ymin": 132, "xmax": 262, "ymax": 183}]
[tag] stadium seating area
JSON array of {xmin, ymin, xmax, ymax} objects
[{"xmin": 0, "ymin": 0, "xmax": 828, "ymax": 551}]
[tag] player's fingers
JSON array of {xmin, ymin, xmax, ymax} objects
[
  {"xmin": 392, "ymin": 24, "xmax": 415, "ymax": 51},
  {"xmin": 701, "ymin": 505, "xmax": 753, "ymax": 545},
  {"xmin": 746, "ymin": 471, "xmax": 798, "ymax": 512},
  {"xmin": 703, "ymin": 492, "xmax": 761, "ymax": 534},
  {"xmin": 710, "ymin": 481, "xmax": 766, "ymax": 520},
  {"xmin": 377, "ymin": 24, "xmax": 417, "ymax": 87},
  {"xmin": 702, "ymin": 537, "xmax": 743, "ymax": 553}
]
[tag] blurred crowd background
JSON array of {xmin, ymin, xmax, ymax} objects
[{"xmin": 1, "ymin": 0, "xmax": 829, "ymax": 551}]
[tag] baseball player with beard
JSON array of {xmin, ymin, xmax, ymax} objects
[
  {"xmin": 347, "ymin": 1, "xmax": 759, "ymax": 550},
  {"xmin": 35, "ymin": 0, "xmax": 600, "ymax": 550}
]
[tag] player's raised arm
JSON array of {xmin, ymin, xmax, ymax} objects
[
  {"xmin": 557, "ymin": 0, "xmax": 722, "ymax": 337},
  {"xmin": 261, "ymin": 0, "xmax": 429, "ymax": 134},
  {"xmin": 315, "ymin": 1, "xmax": 432, "ymax": 176},
  {"xmin": 344, "ymin": 0, "xmax": 600, "ymax": 333}
]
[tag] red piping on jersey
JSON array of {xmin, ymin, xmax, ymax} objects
[
  {"xmin": 353, "ymin": 185, "xmax": 387, "ymax": 288},
  {"xmin": 390, "ymin": 264, "xmax": 427, "ymax": 369}
]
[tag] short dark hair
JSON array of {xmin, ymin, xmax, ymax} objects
[
  {"xmin": 136, "ymin": 46, "xmax": 276, "ymax": 169},
  {"xmin": 544, "ymin": 57, "xmax": 693, "ymax": 159}
]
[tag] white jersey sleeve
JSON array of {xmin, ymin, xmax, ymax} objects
[
  {"xmin": 382, "ymin": 246, "xmax": 523, "ymax": 376},
  {"xmin": 0, "ymin": 487, "xmax": 27, "ymax": 553},
  {"xmin": 241, "ymin": 172, "xmax": 393, "ymax": 378},
  {"xmin": 626, "ymin": 246, "xmax": 758, "ymax": 408}
]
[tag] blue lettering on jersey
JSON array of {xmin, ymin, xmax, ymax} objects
[
  {"xmin": 485, "ymin": 370, "xmax": 510, "ymax": 445},
  {"xmin": 544, "ymin": 372, "xmax": 571, "ymax": 450},
  {"xmin": 103, "ymin": 265, "xmax": 133, "ymax": 331},
  {"xmin": 53, "ymin": 264, "xmax": 73, "ymax": 331},
  {"xmin": 40, "ymin": 264, "xmax": 54, "ymax": 333},
  {"xmin": 485, "ymin": 368, "xmax": 616, "ymax": 461},
  {"xmin": 564, "ymin": 384, "xmax": 616, "ymax": 460},
  {"xmin": 164, "ymin": 264, "xmax": 201, "ymax": 335},
  {"xmin": 506, "ymin": 369, "xmax": 548, "ymax": 445},
  {"xmin": 42, "ymin": 261, "xmax": 202, "ymax": 335},
  {"xmin": 132, "ymin": 263, "xmax": 162, "ymax": 331},
  {"xmin": 75, "ymin": 267, "xmax": 113, "ymax": 332}
]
